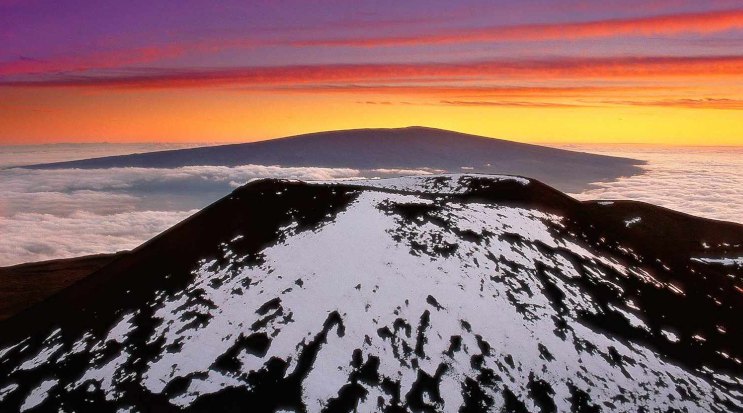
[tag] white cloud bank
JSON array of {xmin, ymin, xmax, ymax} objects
[
  {"xmin": 560, "ymin": 145, "xmax": 743, "ymax": 225},
  {"xmin": 0, "ymin": 164, "xmax": 375, "ymax": 266},
  {"xmin": 0, "ymin": 210, "xmax": 197, "ymax": 266},
  {"xmin": 0, "ymin": 165, "xmax": 367, "ymax": 216}
]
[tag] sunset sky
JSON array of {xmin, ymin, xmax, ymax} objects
[{"xmin": 1, "ymin": 0, "xmax": 742, "ymax": 145}]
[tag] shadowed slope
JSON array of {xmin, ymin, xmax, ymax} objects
[{"xmin": 0, "ymin": 253, "xmax": 124, "ymax": 322}]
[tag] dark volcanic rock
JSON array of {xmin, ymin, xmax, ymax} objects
[
  {"xmin": 0, "ymin": 253, "xmax": 124, "ymax": 322},
  {"xmin": 0, "ymin": 174, "xmax": 741, "ymax": 412}
]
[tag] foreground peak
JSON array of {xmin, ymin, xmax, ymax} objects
[{"xmin": 0, "ymin": 176, "xmax": 741, "ymax": 412}]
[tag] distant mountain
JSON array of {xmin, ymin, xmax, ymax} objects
[
  {"xmin": 27, "ymin": 127, "xmax": 643, "ymax": 192},
  {"xmin": 1, "ymin": 175, "xmax": 741, "ymax": 412}
]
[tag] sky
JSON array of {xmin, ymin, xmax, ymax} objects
[{"xmin": 1, "ymin": 0, "xmax": 742, "ymax": 145}]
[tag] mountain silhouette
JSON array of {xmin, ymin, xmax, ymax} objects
[{"xmin": 27, "ymin": 127, "xmax": 643, "ymax": 192}]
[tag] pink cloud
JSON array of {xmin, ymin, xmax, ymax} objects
[
  {"xmin": 288, "ymin": 9, "xmax": 743, "ymax": 47},
  {"xmin": 0, "ymin": 46, "xmax": 188, "ymax": 76},
  {"xmin": 2, "ymin": 56, "xmax": 741, "ymax": 90}
]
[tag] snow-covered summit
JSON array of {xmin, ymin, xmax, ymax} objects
[
  {"xmin": 322, "ymin": 174, "xmax": 531, "ymax": 194},
  {"xmin": 0, "ymin": 175, "xmax": 741, "ymax": 412}
]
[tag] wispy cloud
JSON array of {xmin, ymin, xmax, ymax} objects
[
  {"xmin": 2, "ymin": 9, "xmax": 741, "ymax": 78},
  {"xmin": 255, "ymin": 84, "xmax": 684, "ymax": 98},
  {"xmin": 437, "ymin": 100, "xmax": 585, "ymax": 108},
  {"xmin": 356, "ymin": 101, "xmax": 394, "ymax": 105},
  {"xmin": 289, "ymin": 9, "xmax": 743, "ymax": 47},
  {"xmin": 3, "ymin": 56, "xmax": 742, "ymax": 90},
  {"xmin": 598, "ymin": 97, "xmax": 743, "ymax": 109},
  {"xmin": 0, "ymin": 46, "xmax": 190, "ymax": 76}
]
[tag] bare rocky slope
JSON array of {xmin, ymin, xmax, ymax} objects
[{"xmin": 0, "ymin": 175, "xmax": 741, "ymax": 412}]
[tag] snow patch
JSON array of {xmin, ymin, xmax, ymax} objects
[
  {"xmin": 20, "ymin": 379, "xmax": 57, "ymax": 412},
  {"xmin": 692, "ymin": 257, "xmax": 743, "ymax": 267},
  {"xmin": 625, "ymin": 217, "xmax": 642, "ymax": 228}
]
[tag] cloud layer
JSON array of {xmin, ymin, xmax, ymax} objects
[
  {"xmin": 292, "ymin": 9, "xmax": 743, "ymax": 47},
  {"xmin": 0, "ymin": 164, "xmax": 376, "ymax": 266},
  {"xmin": 0, "ymin": 210, "xmax": 197, "ymax": 266},
  {"xmin": 563, "ymin": 145, "xmax": 743, "ymax": 224},
  {"xmin": 4, "ymin": 56, "xmax": 743, "ymax": 91},
  {"xmin": 2, "ymin": 8, "xmax": 741, "ymax": 76}
]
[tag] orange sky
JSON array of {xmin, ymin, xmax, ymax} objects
[
  {"xmin": 1, "ymin": 1, "xmax": 742, "ymax": 146},
  {"xmin": 1, "ymin": 87, "xmax": 740, "ymax": 146}
]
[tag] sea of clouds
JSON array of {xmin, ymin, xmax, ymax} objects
[
  {"xmin": 0, "ymin": 145, "xmax": 436, "ymax": 265},
  {"xmin": 1, "ymin": 143, "xmax": 741, "ymax": 266},
  {"xmin": 556, "ymin": 145, "xmax": 743, "ymax": 225},
  {"xmin": 0, "ymin": 165, "xmax": 372, "ymax": 265}
]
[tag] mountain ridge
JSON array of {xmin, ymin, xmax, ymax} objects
[{"xmin": 0, "ymin": 174, "xmax": 740, "ymax": 412}]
